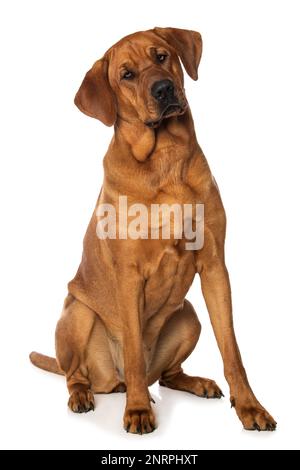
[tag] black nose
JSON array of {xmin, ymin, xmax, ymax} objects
[{"xmin": 151, "ymin": 79, "xmax": 174, "ymax": 103}]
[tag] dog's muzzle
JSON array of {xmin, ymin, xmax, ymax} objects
[
  {"xmin": 145, "ymin": 79, "xmax": 185, "ymax": 128},
  {"xmin": 151, "ymin": 79, "xmax": 175, "ymax": 104}
]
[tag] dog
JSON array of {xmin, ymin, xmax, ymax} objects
[{"xmin": 30, "ymin": 27, "xmax": 276, "ymax": 433}]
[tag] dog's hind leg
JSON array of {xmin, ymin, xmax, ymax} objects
[
  {"xmin": 56, "ymin": 295, "xmax": 120, "ymax": 413},
  {"xmin": 55, "ymin": 295, "xmax": 96, "ymax": 413},
  {"xmin": 148, "ymin": 300, "xmax": 223, "ymax": 398}
]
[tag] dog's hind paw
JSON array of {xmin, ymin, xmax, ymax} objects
[
  {"xmin": 68, "ymin": 389, "xmax": 95, "ymax": 413},
  {"xmin": 160, "ymin": 373, "xmax": 224, "ymax": 399}
]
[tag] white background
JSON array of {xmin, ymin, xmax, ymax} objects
[{"xmin": 1, "ymin": 0, "xmax": 299, "ymax": 450}]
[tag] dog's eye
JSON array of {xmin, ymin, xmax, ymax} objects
[
  {"xmin": 122, "ymin": 70, "xmax": 135, "ymax": 80},
  {"xmin": 156, "ymin": 54, "xmax": 167, "ymax": 63}
]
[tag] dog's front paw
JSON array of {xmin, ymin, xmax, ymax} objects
[
  {"xmin": 123, "ymin": 406, "xmax": 156, "ymax": 434},
  {"xmin": 68, "ymin": 389, "xmax": 95, "ymax": 413},
  {"xmin": 232, "ymin": 397, "xmax": 276, "ymax": 431}
]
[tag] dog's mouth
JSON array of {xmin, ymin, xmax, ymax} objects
[{"xmin": 145, "ymin": 103, "xmax": 187, "ymax": 129}]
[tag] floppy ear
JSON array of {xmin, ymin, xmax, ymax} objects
[
  {"xmin": 74, "ymin": 58, "xmax": 117, "ymax": 126},
  {"xmin": 153, "ymin": 27, "xmax": 202, "ymax": 80}
]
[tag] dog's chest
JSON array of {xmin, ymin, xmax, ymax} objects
[
  {"xmin": 142, "ymin": 176, "xmax": 200, "ymax": 317},
  {"xmin": 143, "ymin": 241, "xmax": 196, "ymax": 318},
  {"xmin": 149, "ymin": 145, "xmax": 190, "ymax": 189}
]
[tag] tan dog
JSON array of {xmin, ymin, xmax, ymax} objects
[{"xmin": 30, "ymin": 27, "xmax": 276, "ymax": 433}]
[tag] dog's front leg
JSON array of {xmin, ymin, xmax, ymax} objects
[
  {"xmin": 117, "ymin": 269, "xmax": 156, "ymax": 434},
  {"xmin": 199, "ymin": 259, "xmax": 276, "ymax": 431}
]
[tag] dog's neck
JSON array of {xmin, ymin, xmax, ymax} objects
[{"xmin": 114, "ymin": 108, "xmax": 197, "ymax": 162}]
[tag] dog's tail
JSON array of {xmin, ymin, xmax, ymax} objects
[{"xmin": 29, "ymin": 351, "xmax": 64, "ymax": 375}]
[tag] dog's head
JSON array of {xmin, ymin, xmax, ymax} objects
[{"xmin": 74, "ymin": 27, "xmax": 202, "ymax": 128}]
